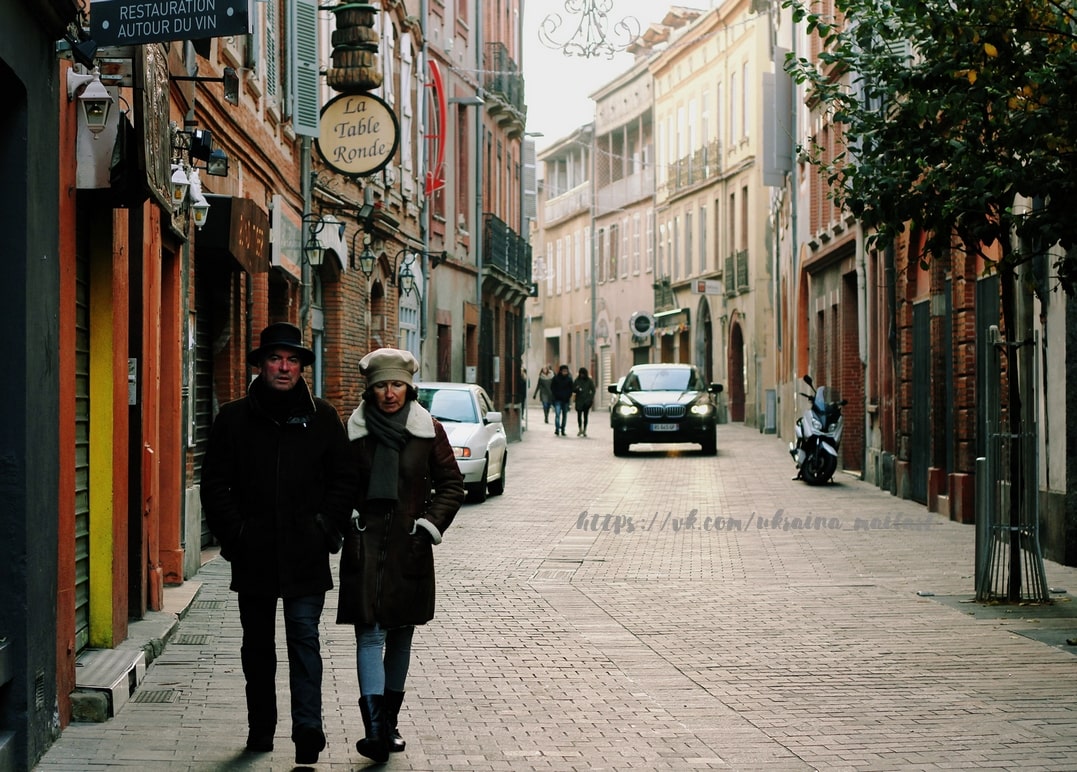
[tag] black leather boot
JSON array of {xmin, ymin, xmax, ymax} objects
[
  {"xmin": 293, "ymin": 725, "xmax": 326, "ymax": 765},
  {"xmin": 383, "ymin": 689, "xmax": 406, "ymax": 752},
  {"xmin": 356, "ymin": 694, "xmax": 389, "ymax": 763}
]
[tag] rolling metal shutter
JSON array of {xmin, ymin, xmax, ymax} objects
[
  {"xmin": 74, "ymin": 250, "xmax": 91, "ymax": 652},
  {"xmin": 193, "ymin": 266, "xmax": 216, "ymax": 548}
]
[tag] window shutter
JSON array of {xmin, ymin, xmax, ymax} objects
[
  {"xmin": 265, "ymin": 1, "xmax": 279, "ymax": 102},
  {"xmin": 291, "ymin": 0, "xmax": 320, "ymax": 136}
]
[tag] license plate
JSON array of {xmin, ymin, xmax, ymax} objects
[{"xmin": 650, "ymin": 423, "xmax": 678, "ymax": 432}]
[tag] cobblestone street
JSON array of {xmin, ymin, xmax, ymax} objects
[{"xmin": 36, "ymin": 421, "xmax": 1077, "ymax": 770}]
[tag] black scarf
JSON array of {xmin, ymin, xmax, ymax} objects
[
  {"xmin": 364, "ymin": 400, "xmax": 411, "ymax": 502},
  {"xmin": 252, "ymin": 375, "xmax": 310, "ymax": 424}
]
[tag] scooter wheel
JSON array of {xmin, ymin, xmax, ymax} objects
[{"xmin": 801, "ymin": 452, "xmax": 836, "ymax": 485}]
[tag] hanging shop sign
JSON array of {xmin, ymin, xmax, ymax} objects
[
  {"xmin": 90, "ymin": 0, "xmax": 254, "ymax": 46},
  {"xmin": 315, "ymin": 92, "xmax": 400, "ymax": 177},
  {"xmin": 691, "ymin": 279, "xmax": 722, "ymax": 295},
  {"xmin": 200, "ymin": 195, "xmax": 270, "ymax": 275}
]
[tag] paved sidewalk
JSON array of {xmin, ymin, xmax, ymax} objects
[{"xmin": 36, "ymin": 422, "xmax": 1077, "ymax": 771}]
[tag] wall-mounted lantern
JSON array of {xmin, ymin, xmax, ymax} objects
[{"xmin": 67, "ymin": 66, "xmax": 114, "ymax": 138}]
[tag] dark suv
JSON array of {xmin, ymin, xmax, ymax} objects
[{"xmin": 608, "ymin": 364, "xmax": 724, "ymax": 456}]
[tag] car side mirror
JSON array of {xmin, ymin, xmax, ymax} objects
[
  {"xmin": 485, "ymin": 411, "xmax": 503, "ymax": 424},
  {"xmin": 709, "ymin": 383, "xmax": 724, "ymax": 394},
  {"xmin": 607, "ymin": 384, "xmax": 618, "ymax": 394}
]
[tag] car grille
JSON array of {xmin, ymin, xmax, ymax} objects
[{"xmin": 643, "ymin": 404, "xmax": 686, "ymax": 419}]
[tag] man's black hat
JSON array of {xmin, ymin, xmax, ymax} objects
[{"xmin": 247, "ymin": 322, "xmax": 315, "ymax": 367}]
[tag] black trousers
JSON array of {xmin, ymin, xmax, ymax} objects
[{"xmin": 238, "ymin": 592, "xmax": 325, "ymax": 737}]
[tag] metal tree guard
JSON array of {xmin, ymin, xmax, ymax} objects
[
  {"xmin": 976, "ymin": 325, "xmax": 1049, "ymax": 603},
  {"xmin": 538, "ymin": 0, "xmax": 641, "ymax": 59}
]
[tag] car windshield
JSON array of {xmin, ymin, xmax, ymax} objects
[
  {"xmin": 624, "ymin": 368, "xmax": 698, "ymax": 392},
  {"xmin": 417, "ymin": 388, "xmax": 478, "ymax": 423}
]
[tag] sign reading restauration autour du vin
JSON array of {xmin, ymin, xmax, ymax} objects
[
  {"xmin": 315, "ymin": 92, "xmax": 400, "ymax": 178},
  {"xmin": 90, "ymin": 0, "xmax": 252, "ymax": 45}
]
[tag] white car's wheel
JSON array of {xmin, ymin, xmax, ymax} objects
[
  {"xmin": 467, "ymin": 459, "xmax": 488, "ymax": 503},
  {"xmin": 488, "ymin": 454, "xmax": 506, "ymax": 496}
]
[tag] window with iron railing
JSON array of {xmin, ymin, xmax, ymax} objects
[
  {"xmin": 483, "ymin": 42, "xmax": 525, "ymax": 114},
  {"xmin": 664, "ymin": 140, "xmax": 722, "ymax": 196},
  {"xmin": 483, "ymin": 212, "xmax": 532, "ymax": 287}
]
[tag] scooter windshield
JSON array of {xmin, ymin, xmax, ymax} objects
[
  {"xmin": 813, "ymin": 386, "xmax": 828, "ymax": 412},
  {"xmin": 813, "ymin": 386, "xmax": 841, "ymax": 413}
]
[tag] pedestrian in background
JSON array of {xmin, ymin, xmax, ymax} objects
[
  {"xmin": 533, "ymin": 364, "xmax": 554, "ymax": 423},
  {"xmin": 550, "ymin": 364, "xmax": 574, "ymax": 436},
  {"xmin": 573, "ymin": 367, "xmax": 597, "ymax": 437},
  {"xmin": 338, "ymin": 348, "xmax": 465, "ymax": 762},
  {"xmin": 201, "ymin": 322, "xmax": 355, "ymax": 765},
  {"xmin": 519, "ymin": 365, "xmax": 529, "ymax": 426}
]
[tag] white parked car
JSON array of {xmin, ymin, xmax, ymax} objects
[{"xmin": 416, "ymin": 382, "xmax": 507, "ymax": 503}]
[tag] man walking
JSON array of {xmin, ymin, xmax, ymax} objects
[
  {"xmin": 201, "ymin": 322, "xmax": 355, "ymax": 764},
  {"xmin": 550, "ymin": 364, "xmax": 574, "ymax": 436}
]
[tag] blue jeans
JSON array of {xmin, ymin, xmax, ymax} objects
[
  {"xmin": 553, "ymin": 400, "xmax": 570, "ymax": 432},
  {"xmin": 238, "ymin": 593, "xmax": 325, "ymax": 736},
  {"xmin": 355, "ymin": 623, "xmax": 415, "ymax": 695}
]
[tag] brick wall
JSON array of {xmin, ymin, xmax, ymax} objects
[
  {"xmin": 949, "ymin": 248, "xmax": 980, "ymax": 473},
  {"xmin": 840, "ymin": 271, "xmax": 864, "ymax": 472}
]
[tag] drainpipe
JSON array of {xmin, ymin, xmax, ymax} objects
[
  {"xmin": 300, "ymin": 137, "xmax": 312, "ymax": 333},
  {"xmin": 856, "ymin": 224, "xmax": 867, "ymax": 365},
  {"xmin": 475, "ymin": 8, "xmax": 484, "ymax": 388},
  {"xmin": 589, "ymin": 125, "xmax": 597, "ymax": 375},
  {"xmin": 419, "ymin": 0, "xmax": 430, "ymax": 365}
]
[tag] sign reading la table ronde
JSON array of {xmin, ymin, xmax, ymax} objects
[{"xmin": 315, "ymin": 93, "xmax": 400, "ymax": 178}]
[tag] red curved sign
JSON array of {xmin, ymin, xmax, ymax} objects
[{"xmin": 425, "ymin": 60, "xmax": 446, "ymax": 195}]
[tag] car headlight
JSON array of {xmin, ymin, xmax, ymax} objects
[
  {"xmin": 616, "ymin": 404, "xmax": 639, "ymax": 417},
  {"xmin": 453, "ymin": 447, "xmax": 472, "ymax": 459},
  {"xmin": 690, "ymin": 402, "xmax": 713, "ymax": 416}
]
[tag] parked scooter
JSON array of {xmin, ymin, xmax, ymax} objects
[{"xmin": 789, "ymin": 375, "xmax": 847, "ymax": 485}]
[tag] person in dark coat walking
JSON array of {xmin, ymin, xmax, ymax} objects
[
  {"xmin": 572, "ymin": 367, "xmax": 597, "ymax": 437},
  {"xmin": 550, "ymin": 364, "xmax": 574, "ymax": 436},
  {"xmin": 337, "ymin": 348, "xmax": 465, "ymax": 762},
  {"xmin": 201, "ymin": 323, "xmax": 356, "ymax": 765}
]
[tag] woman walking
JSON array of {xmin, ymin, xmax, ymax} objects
[
  {"xmin": 337, "ymin": 348, "xmax": 465, "ymax": 762},
  {"xmin": 573, "ymin": 367, "xmax": 597, "ymax": 437},
  {"xmin": 533, "ymin": 364, "xmax": 554, "ymax": 423}
]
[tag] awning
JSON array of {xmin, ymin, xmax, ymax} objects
[
  {"xmin": 199, "ymin": 195, "xmax": 270, "ymax": 274},
  {"xmin": 654, "ymin": 307, "xmax": 690, "ymax": 334}
]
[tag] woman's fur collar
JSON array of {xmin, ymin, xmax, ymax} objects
[{"xmin": 347, "ymin": 400, "xmax": 435, "ymax": 441}]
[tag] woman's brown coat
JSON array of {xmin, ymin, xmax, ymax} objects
[{"xmin": 336, "ymin": 400, "xmax": 465, "ymax": 628}]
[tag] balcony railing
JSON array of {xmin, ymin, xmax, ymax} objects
[
  {"xmin": 543, "ymin": 181, "xmax": 590, "ymax": 225},
  {"xmin": 595, "ymin": 167, "xmax": 655, "ymax": 216},
  {"xmin": 659, "ymin": 140, "xmax": 722, "ymax": 199},
  {"xmin": 483, "ymin": 212, "xmax": 532, "ymax": 286},
  {"xmin": 484, "ymin": 42, "xmax": 526, "ymax": 116}
]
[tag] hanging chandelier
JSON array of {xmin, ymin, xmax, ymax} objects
[{"xmin": 538, "ymin": 0, "xmax": 641, "ymax": 59}]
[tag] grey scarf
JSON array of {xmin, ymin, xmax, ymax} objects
[{"xmin": 364, "ymin": 401, "xmax": 411, "ymax": 502}]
